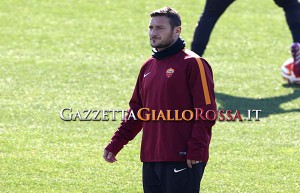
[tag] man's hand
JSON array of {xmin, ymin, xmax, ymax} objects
[
  {"xmin": 187, "ymin": 159, "xmax": 201, "ymax": 168},
  {"xmin": 103, "ymin": 149, "xmax": 117, "ymax": 163}
]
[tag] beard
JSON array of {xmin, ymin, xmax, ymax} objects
[{"xmin": 150, "ymin": 33, "xmax": 174, "ymax": 50}]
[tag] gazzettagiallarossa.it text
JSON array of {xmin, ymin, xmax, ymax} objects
[{"xmin": 60, "ymin": 108, "xmax": 261, "ymax": 122}]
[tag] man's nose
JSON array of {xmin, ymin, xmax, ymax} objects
[{"xmin": 149, "ymin": 29, "xmax": 157, "ymax": 37}]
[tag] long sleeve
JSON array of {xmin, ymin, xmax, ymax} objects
[
  {"xmin": 105, "ymin": 73, "xmax": 144, "ymax": 156},
  {"xmin": 187, "ymin": 57, "xmax": 217, "ymax": 161}
]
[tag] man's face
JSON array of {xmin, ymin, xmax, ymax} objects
[{"xmin": 148, "ymin": 16, "xmax": 180, "ymax": 51}]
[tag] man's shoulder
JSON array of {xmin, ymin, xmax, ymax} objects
[
  {"xmin": 178, "ymin": 49, "xmax": 202, "ymax": 66},
  {"xmin": 140, "ymin": 57, "xmax": 155, "ymax": 71},
  {"xmin": 182, "ymin": 49, "xmax": 201, "ymax": 60},
  {"xmin": 145, "ymin": 57, "xmax": 155, "ymax": 63},
  {"xmin": 181, "ymin": 49, "xmax": 212, "ymax": 70}
]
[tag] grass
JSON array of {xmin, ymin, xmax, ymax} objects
[{"xmin": 0, "ymin": 0, "xmax": 299, "ymax": 192}]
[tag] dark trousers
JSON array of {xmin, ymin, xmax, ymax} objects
[
  {"xmin": 191, "ymin": 0, "xmax": 300, "ymax": 56},
  {"xmin": 142, "ymin": 162, "xmax": 207, "ymax": 193}
]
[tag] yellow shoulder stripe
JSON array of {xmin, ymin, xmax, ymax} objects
[{"xmin": 195, "ymin": 58, "xmax": 211, "ymax": 105}]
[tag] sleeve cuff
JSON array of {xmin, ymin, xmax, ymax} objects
[
  {"xmin": 187, "ymin": 147, "xmax": 209, "ymax": 162},
  {"xmin": 105, "ymin": 141, "xmax": 124, "ymax": 156}
]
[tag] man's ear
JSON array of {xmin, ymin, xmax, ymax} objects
[{"xmin": 174, "ymin": 26, "xmax": 181, "ymax": 36}]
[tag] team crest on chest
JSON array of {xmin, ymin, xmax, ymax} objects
[{"xmin": 166, "ymin": 68, "xmax": 174, "ymax": 78}]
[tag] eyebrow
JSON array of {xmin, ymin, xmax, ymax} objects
[{"xmin": 148, "ymin": 25, "xmax": 166, "ymax": 28}]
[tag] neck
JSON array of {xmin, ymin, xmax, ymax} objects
[
  {"xmin": 156, "ymin": 37, "xmax": 179, "ymax": 52},
  {"xmin": 152, "ymin": 37, "xmax": 185, "ymax": 60}
]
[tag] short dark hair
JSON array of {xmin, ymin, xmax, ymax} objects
[{"xmin": 149, "ymin": 6, "xmax": 181, "ymax": 29}]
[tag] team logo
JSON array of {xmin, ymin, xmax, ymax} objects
[{"xmin": 166, "ymin": 68, "xmax": 174, "ymax": 78}]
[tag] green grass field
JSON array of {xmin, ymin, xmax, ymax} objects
[{"xmin": 1, "ymin": 0, "xmax": 299, "ymax": 192}]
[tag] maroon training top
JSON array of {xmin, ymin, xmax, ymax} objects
[{"xmin": 105, "ymin": 48, "xmax": 216, "ymax": 162}]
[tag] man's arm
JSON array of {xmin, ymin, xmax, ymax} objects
[
  {"xmin": 186, "ymin": 57, "xmax": 217, "ymax": 167},
  {"xmin": 103, "ymin": 73, "xmax": 144, "ymax": 163}
]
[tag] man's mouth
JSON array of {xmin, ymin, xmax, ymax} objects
[
  {"xmin": 151, "ymin": 37, "xmax": 159, "ymax": 40},
  {"xmin": 150, "ymin": 38, "xmax": 160, "ymax": 43}
]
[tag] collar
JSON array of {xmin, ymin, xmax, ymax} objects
[{"xmin": 152, "ymin": 37, "xmax": 185, "ymax": 60}]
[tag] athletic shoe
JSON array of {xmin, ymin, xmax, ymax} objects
[{"xmin": 291, "ymin": 42, "xmax": 300, "ymax": 78}]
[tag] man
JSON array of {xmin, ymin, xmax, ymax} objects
[
  {"xmin": 103, "ymin": 7, "xmax": 216, "ymax": 193},
  {"xmin": 191, "ymin": 0, "xmax": 300, "ymax": 80}
]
